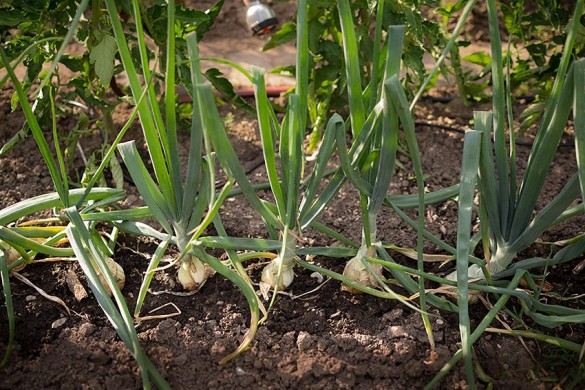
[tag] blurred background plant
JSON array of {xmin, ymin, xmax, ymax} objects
[
  {"xmin": 266, "ymin": 0, "xmax": 450, "ymax": 151},
  {"xmin": 501, "ymin": 0, "xmax": 585, "ymax": 134},
  {"xmin": 265, "ymin": 0, "xmax": 585, "ymax": 147},
  {"xmin": 0, "ymin": 0, "xmax": 226, "ymax": 186}
]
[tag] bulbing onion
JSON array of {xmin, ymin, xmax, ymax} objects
[
  {"xmin": 342, "ymin": 245, "xmax": 382, "ymax": 294},
  {"xmin": 177, "ymin": 254, "xmax": 215, "ymax": 291}
]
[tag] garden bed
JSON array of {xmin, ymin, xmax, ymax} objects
[
  {"xmin": 1, "ymin": 0, "xmax": 585, "ymax": 388},
  {"xmin": 0, "ymin": 81, "xmax": 583, "ymax": 389}
]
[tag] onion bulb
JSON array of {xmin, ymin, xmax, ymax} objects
[
  {"xmin": 0, "ymin": 240, "xmax": 23, "ymax": 271},
  {"xmin": 94, "ymin": 256, "xmax": 125, "ymax": 296},
  {"xmin": 177, "ymin": 254, "xmax": 215, "ymax": 291},
  {"xmin": 260, "ymin": 256, "xmax": 295, "ymax": 290},
  {"xmin": 342, "ymin": 245, "xmax": 382, "ymax": 294},
  {"xmin": 444, "ymin": 264, "xmax": 483, "ymax": 304}
]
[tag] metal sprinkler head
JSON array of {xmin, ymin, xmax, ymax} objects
[{"xmin": 245, "ymin": 0, "xmax": 278, "ymax": 36}]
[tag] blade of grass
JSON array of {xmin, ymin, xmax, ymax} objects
[
  {"xmin": 385, "ymin": 185, "xmax": 460, "ymax": 209},
  {"xmin": 0, "ymin": 48, "xmax": 67, "ymax": 205},
  {"xmin": 181, "ymin": 83, "xmax": 205, "ymax": 223},
  {"xmin": 117, "ymin": 141, "xmax": 174, "ymax": 234},
  {"xmin": 367, "ymin": 0, "xmax": 385, "ymax": 111},
  {"xmin": 49, "ymin": 87, "xmax": 69, "ymax": 198},
  {"xmin": 134, "ymin": 238, "xmax": 170, "ymax": 317},
  {"xmin": 0, "ymin": 188, "xmax": 123, "ymax": 225},
  {"xmin": 129, "ymin": 0, "xmax": 170, "ymax": 162},
  {"xmin": 296, "ymin": 0, "xmax": 308, "ymax": 132},
  {"xmin": 103, "ymin": 0, "xmax": 174, "ymax": 206},
  {"xmin": 575, "ymin": 59, "xmax": 585, "ymax": 208},
  {"xmin": 485, "ymin": 328, "xmax": 582, "ymax": 353},
  {"xmin": 337, "ymin": 0, "xmax": 365, "ymax": 137},
  {"xmin": 253, "ymin": 67, "xmax": 286, "ymax": 216},
  {"xmin": 456, "ymin": 130, "xmax": 482, "ymax": 388},
  {"xmin": 486, "ymin": 0, "xmax": 510, "ymax": 240},
  {"xmin": 386, "ymin": 73, "xmax": 435, "ymax": 357},
  {"xmin": 0, "ymin": 228, "xmax": 73, "ymax": 257},
  {"xmin": 0, "ymin": 249, "xmax": 15, "ymax": 367},
  {"xmin": 198, "ymin": 236, "xmax": 282, "ymax": 251},
  {"xmin": 368, "ymin": 26, "xmax": 403, "ymax": 227},
  {"xmin": 165, "ymin": 0, "xmax": 183, "ymax": 214},
  {"xmin": 475, "ymin": 111, "xmax": 503, "ymax": 243},
  {"xmin": 283, "ymin": 94, "xmax": 303, "ymax": 227},
  {"xmin": 114, "ymin": 221, "xmax": 176, "ymax": 245},
  {"xmin": 194, "ymin": 84, "xmax": 281, "ymax": 229},
  {"xmin": 300, "ymin": 114, "xmax": 339, "ymax": 209}
]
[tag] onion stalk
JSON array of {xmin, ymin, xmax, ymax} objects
[{"xmin": 336, "ymin": 23, "xmax": 405, "ymax": 293}]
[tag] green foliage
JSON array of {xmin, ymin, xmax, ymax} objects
[
  {"xmin": 265, "ymin": 0, "xmax": 450, "ymax": 151},
  {"xmin": 89, "ymin": 31, "xmax": 117, "ymax": 85},
  {"xmin": 266, "ymin": 1, "xmax": 585, "ymax": 140},
  {"xmin": 0, "ymin": 0, "xmax": 225, "ymax": 173}
]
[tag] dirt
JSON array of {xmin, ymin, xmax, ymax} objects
[{"xmin": 1, "ymin": 1, "xmax": 585, "ymax": 389}]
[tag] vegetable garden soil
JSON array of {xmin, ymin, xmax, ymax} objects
[{"xmin": 1, "ymin": 2, "xmax": 585, "ymax": 389}]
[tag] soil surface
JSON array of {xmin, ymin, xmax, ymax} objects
[{"xmin": 1, "ymin": 1, "xmax": 585, "ymax": 389}]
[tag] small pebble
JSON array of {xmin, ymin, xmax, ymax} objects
[
  {"xmin": 436, "ymin": 318, "xmax": 444, "ymax": 325},
  {"xmin": 297, "ymin": 331, "xmax": 313, "ymax": 351},
  {"xmin": 51, "ymin": 317, "xmax": 68, "ymax": 329},
  {"xmin": 25, "ymin": 295, "xmax": 36, "ymax": 302},
  {"xmin": 387, "ymin": 325, "xmax": 406, "ymax": 339},
  {"xmin": 235, "ymin": 367, "xmax": 246, "ymax": 376}
]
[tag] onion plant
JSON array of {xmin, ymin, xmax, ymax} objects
[
  {"xmin": 103, "ymin": 0, "xmax": 263, "ymax": 365},
  {"xmin": 330, "ymin": 0, "xmax": 462, "ymax": 312},
  {"xmin": 432, "ymin": 1, "xmax": 585, "ymax": 387},
  {"xmin": 104, "ymin": 0, "xmax": 219, "ymax": 291},
  {"xmin": 0, "ymin": 25, "xmax": 169, "ymax": 385},
  {"xmin": 450, "ymin": 0, "xmax": 585, "ymax": 283}
]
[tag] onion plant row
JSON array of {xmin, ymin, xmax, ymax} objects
[{"xmin": 1, "ymin": 0, "xmax": 584, "ymax": 388}]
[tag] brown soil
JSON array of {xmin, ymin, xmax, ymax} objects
[{"xmin": 1, "ymin": 1, "xmax": 585, "ymax": 389}]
